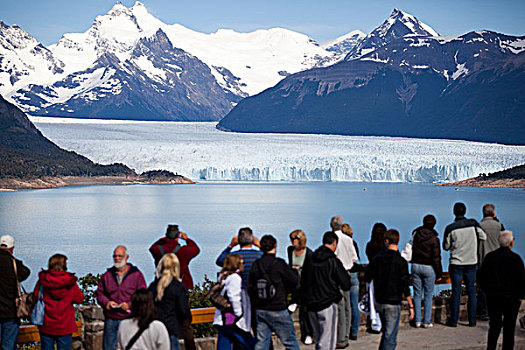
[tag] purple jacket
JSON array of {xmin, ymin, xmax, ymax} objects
[{"xmin": 96, "ymin": 264, "xmax": 146, "ymax": 320}]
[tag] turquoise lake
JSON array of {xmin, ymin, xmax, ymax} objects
[{"xmin": 0, "ymin": 182, "xmax": 523, "ymax": 290}]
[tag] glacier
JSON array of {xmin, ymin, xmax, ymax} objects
[{"xmin": 31, "ymin": 117, "xmax": 525, "ymax": 183}]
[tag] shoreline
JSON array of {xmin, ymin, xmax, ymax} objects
[
  {"xmin": 2, "ymin": 177, "xmax": 523, "ymax": 191},
  {"xmin": 0, "ymin": 175, "xmax": 195, "ymax": 191},
  {"xmin": 438, "ymin": 178, "xmax": 525, "ymax": 189}
]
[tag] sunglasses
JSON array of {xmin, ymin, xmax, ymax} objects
[{"xmin": 290, "ymin": 236, "xmax": 300, "ymax": 241}]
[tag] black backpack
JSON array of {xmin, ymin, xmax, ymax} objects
[{"xmin": 255, "ymin": 260, "xmax": 277, "ymax": 301}]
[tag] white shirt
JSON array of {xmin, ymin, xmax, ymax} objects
[
  {"xmin": 334, "ymin": 230, "xmax": 358, "ymax": 271},
  {"xmin": 118, "ymin": 319, "xmax": 170, "ymax": 350}
]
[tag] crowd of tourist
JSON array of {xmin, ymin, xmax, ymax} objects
[{"xmin": 0, "ymin": 202, "xmax": 524, "ymax": 350}]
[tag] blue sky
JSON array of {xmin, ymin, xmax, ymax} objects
[{"xmin": 1, "ymin": 0, "xmax": 524, "ymax": 45}]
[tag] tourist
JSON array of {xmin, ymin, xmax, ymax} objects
[
  {"xmin": 410, "ymin": 214, "xmax": 442, "ymax": 328},
  {"xmin": 479, "ymin": 230, "xmax": 525, "ymax": 350},
  {"xmin": 365, "ymin": 229, "xmax": 414, "ymax": 350},
  {"xmin": 301, "ymin": 231, "xmax": 350, "ymax": 350},
  {"xmin": 443, "ymin": 202, "xmax": 487, "ymax": 327},
  {"xmin": 365, "ymin": 223, "xmax": 387, "ymax": 334},
  {"xmin": 149, "ymin": 224, "xmax": 200, "ymax": 290},
  {"xmin": 97, "ymin": 245, "xmax": 147, "ymax": 350},
  {"xmin": 342, "ymin": 223, "xmax": 361, "ymax": 340},
  {"xmin": 248, "ymin": 235, "xmax": 300, "ymax": 350},
  {"xmin": 330, "ymin": 215, "xmax": 358, "ymax": 349},
  {"xmin": 477, "ymin": 204, "xmax": 505, "ymax": 321},
  {"xmin": 149, "ymin": 253, "xmax": 192, "ymax": 350},
  {"xmin": 117, "ymin": 289, "xmax": 170, "ymax": 350},
  {"xmin": 0, "ymin": 234, "xmax": 30, "ymax": 350},
  {"xmin": 216, "ymin": 227, "xmax": 263, "ymax": 285},
  {"xmin": 34, "ymin": 254, "xmax": 84, "ymax": 350},
  {"xmin": 286, "ymin": 229, "xmax": 313, "ymax": 345},
  {"xmin": 149, "ymin": 224, "xmax": 200, "ymax": 350},
  {"xmin": 213, "ymin": 254, "xmax": 256, "ymax": 350},
  {"xmin": 365, "ymin": 223, "xmax": 387, "ymax": 262}
]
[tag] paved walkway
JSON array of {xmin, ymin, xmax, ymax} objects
[{"xmin": 275, "ymin": 319, "xmax": 525, "ymax": 350}]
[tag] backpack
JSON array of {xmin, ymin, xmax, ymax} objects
[{"xmin": 255, "ymin": 260, "xmax": 277, "ymax": 301}]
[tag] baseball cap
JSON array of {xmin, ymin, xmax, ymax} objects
[{"xmin": 0, "ymin": 235, "xmax": 15, "ymax": 249}]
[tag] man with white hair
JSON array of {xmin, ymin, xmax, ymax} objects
[
  {"xmin": 477, "ymin": 204, "xmax": 505, "ymax": 320},
  {"xmin": 479, "ymin": 230, "xmax": 525, "ymax": 350},
  {"xmin": 0, "ymin": 234, "xmax": 30, "ymax": 350},
  {"xmin": 96, "ymin": 245, "xmax": 147, "ymax": 350}
]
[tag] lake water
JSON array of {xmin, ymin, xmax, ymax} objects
[{"xmin": 0, "ymin": 182, "xmax": 523, "ymax": 290}]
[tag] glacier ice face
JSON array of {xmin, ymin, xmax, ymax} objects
[{"xmin": 31, "ymin": 118, "xmax": 525, "ymax": 183}]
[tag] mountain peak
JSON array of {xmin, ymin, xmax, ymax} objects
[
  {"xmin": 107, "ymin": 2, "xmax": 130, "ymax": 16},
  {"xmin": 345, "ymin": 9, "xmax": 439, "ymax": 59},
  {"xmin": 381, "ymin": 8, "xmax": 439, "ymax": 38}
]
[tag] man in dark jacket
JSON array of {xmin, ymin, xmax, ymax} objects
[
  {"xmin": 479, "ymin": 230, "xmax": 525, "ymax": 350},
  {"xmin": 365, "ymin": 229, "xmax": 414, "ymax": 350},
  {"xmin": 96, "ymin": 245, "xmax": 147, "ymax": 350},
  {"xmin": 301, "ymin": 231, "xmax": 350, "ymax": 350},
  {"xmin": 248, "ymin": 235, "xmax": 300, "ymax": 350},
  {"xmin": 0, "ymin": 234, "xmax": 30, "ymax": 350}
]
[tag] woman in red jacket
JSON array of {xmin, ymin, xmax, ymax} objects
[{"xmin": 33, "ymin": 254, "xmax": 84, "ymax": 350}]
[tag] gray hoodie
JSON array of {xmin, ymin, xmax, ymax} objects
[{"xmin": 443, "ymin": 216, "xmax": 487, "ymax": 265}]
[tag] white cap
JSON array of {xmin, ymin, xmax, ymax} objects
[{"xmin": 0, "ymin": 235, "xmax": 15, "ymax": 249}]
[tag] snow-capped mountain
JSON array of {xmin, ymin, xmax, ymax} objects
[
  {"xmin": 0, "ymin": 21, "xmax": 65, "ymax": 96},
  {"xmin": 217, "ymin": 9, "xmax": 525, "ymax": 145},
  {"xmin": 15, "ymin": 29, "xmax": 237, "ymax": 120},
  {"xmin": 345, "ymin": 8, "xmax": 439, "ymax": 59},
  {"xmin": 322, "ymin": 30, "xmax": 366, "ymax": 55},
  {"xmin": 0, "ymin": 1, "xmax": 361, "ymax": 120}
]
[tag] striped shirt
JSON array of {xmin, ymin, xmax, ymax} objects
[{"xmin": 216, "ymin": 247, "xmax": 263, "ymax": 285}]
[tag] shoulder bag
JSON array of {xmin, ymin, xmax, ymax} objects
[
  {"xmin": 13, "ymin": 259, "xmax": 35, "ymax": 319},
  {"xmin": 401, "ymin": 230, "xmax": 417, "ymax": 262},
  {"xmin": 31, "ymin": 284, "xmax": 45, "ymax": 325}
]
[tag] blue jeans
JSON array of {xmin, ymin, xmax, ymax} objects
[
  {"xmin": 102, "ymin": 318, "xmax": 122, "ymax": 350},
  {"xmin": 449, "ymin": 264, "xmax": 477, "ymax": 325},
  {"xmin": 0, "ymin": 318, "xmax": 19, "ymax": 350},
  {"xmin": 255, "ymin": 309, "xmax": 300, "ymax": 350},
  {"xmin": 40, "ymin": 333, "xmax": 72, "ymax": 350},
  {"xmin": 411, "ymin": 263, "xmax": 435, "ymax": 325},
  {"xmin": 217, "ymin": 325, "xmax": 256, "ymax": 350},
  {"xmin": 376, "ymin": 304, "xmax": 401, "ymax": 350},
  {"xmin": 170, "ymin": 335, "xmax": 181, "ymax": 350},
  {"xmin": 349, "ymin": 272, "xmax": 360, "ymax": 336}
]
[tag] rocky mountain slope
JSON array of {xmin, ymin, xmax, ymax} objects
[
  {"xmin": 0, "ymin": 94, "xmax": 133, "ymax": 178},
  {"xmin": 0, "ymin": 95, "xmax": 194, "ymax": 189},
  {"xmin": 217, "ymin": 9, "xmax": 525, "ymax": 145}
]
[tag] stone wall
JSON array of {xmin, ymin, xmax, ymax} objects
[{"xmin": 74, "ymin": 297, "xmax": 472, "ymax": 350}]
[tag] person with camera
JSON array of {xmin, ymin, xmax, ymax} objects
[
  {"xmin": 149, "ymin": 225, "xmax": 200, "ymax": 291},
  {"xmin": 149, "ymin": 225, "xmax": 200, "ymax": 350},
  {"xmin": 216, "ymin": 227, "xmax": 262, "ymax": 285}
]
